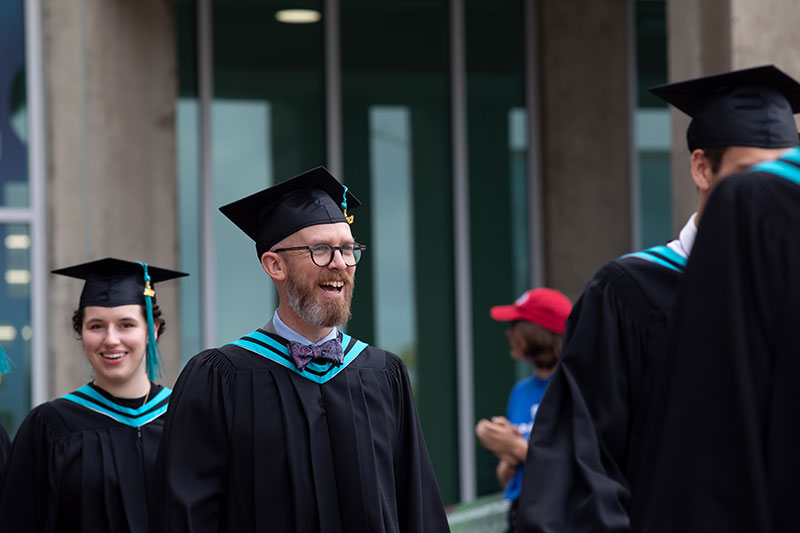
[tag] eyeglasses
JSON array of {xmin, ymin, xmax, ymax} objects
[{"xmin": 273, "ymin": 242, "xmax": 367, "ymax": 267}]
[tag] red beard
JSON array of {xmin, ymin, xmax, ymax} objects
[{"xmin": 285, "ymin": 266, "xmax": 355, "ymax": 328}]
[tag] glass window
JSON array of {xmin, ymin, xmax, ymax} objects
[
  {"xmin": 369, "ymin": 106, "xmax": 417, "ymax": 385},
  {"xmin": 340, "ymin": 0, "xmax": 457, "ymax": 504},
  {"xmin": 465, "ymin": 0, "xmax": 529, "ymax": 497},
  {"xmin": 211, "ymin": 100, "xmax": 275, "ymax": 343},
  {"xmin": 0, "ymin": 0, "xmax": 28, "ymax": 208},
  {"xmin": 177, "ymin": 0, "xmax": 327, "ymax": 353},
  {"xmin": 177, "ymin": 96, "xmax": 202, "ymax": 359},
  {"xmin": 177, "ymin": 0, "xmax": 202, "ymax": 360},
  {"xmin": 0, "ymin": 223, "xmax": 32, "ymax": 432},
  {"xmin": 635, "ymin": 0, "xmax": 671, "ymax": 247},
  {"xmin": 211, "ymin": 0, "xmax": 325, "ymax": 344},
  {"xmin": 0, "ymin": 0, "xmax": 30, "ymax": 435}
]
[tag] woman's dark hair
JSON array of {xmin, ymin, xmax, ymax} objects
[
  {"xmin": 72, "ymin": 304, "xmax": 167, "ymax": 339},
  {"xmin": 508, "ymin": 320, "xmax": 562, "ymax": 371}
]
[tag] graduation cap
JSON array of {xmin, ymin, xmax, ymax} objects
[
  {"xmin": 649, "ymin": 65, "xmax": 800, "ymax": 151},
  {"xmin": 52, "ymin": 258, "xmax": 188, "ymax": 381},
  {"xmin": 219, "ymin": 166, "xmax": 361, "ymax": 257}
]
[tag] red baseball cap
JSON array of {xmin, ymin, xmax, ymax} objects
[{"xmin": 489, "ymin": 288, "xmax": 572, "ymax": 335}]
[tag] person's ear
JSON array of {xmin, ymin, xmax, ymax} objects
[
  {"xmin": 690, "ymin": 149, "xmax": 713, "ymax": 193},
  {"xmin": 261, "ymin": 252, "xmax": 286, "ymax": 281}
]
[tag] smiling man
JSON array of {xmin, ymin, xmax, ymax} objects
[{"xmin": 150, "ymin": 167, "xmax": 449, "ymax": 533}]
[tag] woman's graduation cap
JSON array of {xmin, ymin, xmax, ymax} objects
[
  {"xmin": 52, "ymin": 258, "xmax": 188, "ymax": 381},
  {"xmin": 649, "ymin": 65, "xmax": 800, "ymax": 151},
  {"xmin": 219, "ymin": 166, "xmax": 361, "ymax": 257}
]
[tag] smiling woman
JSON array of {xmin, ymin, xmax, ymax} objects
[
  {"xmin": 79, "ymin": 304, "xmax": 153, "ymax": 398},
  {"xmin": 0, "ymin": 258, "xmax": 188, "ymax": 533}
]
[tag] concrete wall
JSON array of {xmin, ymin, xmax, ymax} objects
[
  {"xmin": 667, "ymin": 0, "xmax": 800, "ymax": 234},
  {"xmin": 538, "ymin": 0, "xmax": 634, "ymax": 301},
  {"xmin": 43, "ymin": 0, "xmax": 179, "ymax": 397}
]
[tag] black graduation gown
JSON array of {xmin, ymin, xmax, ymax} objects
[
  {"xmin": 518, "ymin": 245, "xmax": 685, "ymax": 532},
  {"xmin": 638, "ymin": 150, "xmax": 800, "ymax": 532},
  {"xmin": 149, "ymin": 329, "xmax": 449, "ymax": 533},
  {"xmin": 0, "ymin": 383, "xmax": 170, "ymax": 532}
]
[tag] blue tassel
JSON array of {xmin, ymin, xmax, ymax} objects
[
  {"xmin": 0, "ymin": 343, "xmax": 11, "ymax": 375},
  {"xmin": 340, "ymin": 184, "xmax": 349, "ymax": 212},
  {"xmin": 340, "ymin": 184, "xmax": 354, "ymax": 224},
  {"xmin": 137, "ymin": 262, "xmax": 163, "ymax": 382}
]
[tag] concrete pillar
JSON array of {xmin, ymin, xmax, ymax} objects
[
  {"xmin": 42, "ymin": 0, "xmax": 179, "ymax": 397},
  {"xmin": 730, "ymin": 0, "xmax": 800, "ymax": 82},
  {"xmin": 538, "ymin": 0, "xmax": 634, "ymax": 301},
  {"xmin": 667, "ymin": 0, "xmax": 800, "ymax": 234}
]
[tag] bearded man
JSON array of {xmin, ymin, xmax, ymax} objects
[{"xmin": 150, "ymin": 168, "xmax": 449, "ymax": 533}]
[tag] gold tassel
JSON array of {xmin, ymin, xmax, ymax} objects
[{"xmin": 143, "ymin": 280, "xmax": 155, "ymax": 297}]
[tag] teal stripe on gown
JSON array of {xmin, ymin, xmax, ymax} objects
[
  {"xmin": 149, "ymin": 340, "xmax": 450, "ymax": 532},
  {"xmin": 0, "ymin": 384, "xmax": 168, "ymax": 532}
]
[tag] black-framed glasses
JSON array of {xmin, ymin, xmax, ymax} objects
[{"xmin": 273, "ymin": 242, "xmax": 367, "ymax": 267}]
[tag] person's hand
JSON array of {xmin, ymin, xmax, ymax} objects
[
  {"xmin": 496, "ymin": 457, "xmax": 519, "ymax": 487},
  {"xmin": 475, "ymin": 416, "xmax": 522, "ymax": 456}
]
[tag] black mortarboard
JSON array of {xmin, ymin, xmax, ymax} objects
[
  {"xmin": 52, "ymin": 258, "xmax": 188, "ymax": 381},
  {"xmin": 52, "ymin": 257, "xmax": 188, "ymax": 308},
  {"xmin": 219, "ymin": 166, "xmax": 361, "ymax": 257},
  {"xmin": 649, "ymin": 65, "xmax": 800, "ymax": 151}
]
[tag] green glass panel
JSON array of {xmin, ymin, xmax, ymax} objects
[
  {"xmin": 210, "ymin": 0, "xmax": 325, "ymax": 344},
  {"xmin": 635, "ymin": 1, "xmax": 672, "ymax": 248},
  {"xmin": 0, "ymin": 223, "xmax": 32, "ymax": 435},
  {"xmin": 466, "ymin": 0, "xmax": 528, "ymax": 498},
  {"xmin": 636, "ymin": 1, "xmax": 668, "ymax": 108},
  {"xmin": 177, "ymin": 97, "xmax": 202, "ymax": 360},
  {"xmin": 0, "ymin": 0, "xmax": 28, "ymax": 208},
  {"xmin": 177, "ymin": 0, "xmax": 327, "ymax": 352},
  {"xmin": 177, "ymin": 0, "xmax": 201, "ymax": 360},
  {"xmin": 369, "ymin": 107, "xmax": 418, "ymax": 387},
  {"xmin": 341, "ymin": 0, "xmax": 458, "ymax": 504}
]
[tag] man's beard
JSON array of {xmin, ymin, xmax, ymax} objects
[{"xmin": 285, "ymin": 266, "xmax": 355, "ymax": 328}]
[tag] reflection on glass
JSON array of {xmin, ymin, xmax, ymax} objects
[
  {"xmin": 636, "ymin": 108, "xmax": 672, "ymax": 247},
  {"xmin": 465, "ymin": 0, "xmax": 528, "ymax": 498},
  {"xmin": 5, "ymin": 269, "xmax": 30, "ymax": 284},
  {"xmin": 4, "ymin": 234, "xmax": 31, "ymax": 249},
  {"xmin": 508, "ymin": 108, "xmax": 529, "ymax": 297},
  {"xmin": 212, "ymin": 100, "xmax": 275, "ymax": 343},
  {"xmin": 341, "ymin": 0, "xmax": 455, "ymax": 503},
  {"xmin": 0, "ymin": 223, "xmax": 31, "ymax": 433},
  {"xmin": 369, "ymin": 106, "xmax": 417, "ymax": 387},
  {"xmin": 177, "ymin": 98, "xmax": 202, "ymax": 360},
  {"xmin": 0, "ymin": 0, "xmax": 28, "ymax": 208},
  {"xmin": 635, "ymin": 0, "xmax": 671, "ymax": 247},
  {"xmin": 0, "ymin": 326, "xmax": 16, "ymax": 341}
]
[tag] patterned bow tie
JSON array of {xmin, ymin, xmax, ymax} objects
[{"xmin": 287, "ymin": 338, "xmax": 344, "ymax": 371}]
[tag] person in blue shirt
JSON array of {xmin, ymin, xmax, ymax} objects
[{"xmin": 475, "ymin": 288, "xmax": 571, "ymax": 532}]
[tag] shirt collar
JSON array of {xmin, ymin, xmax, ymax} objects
[
  {"xmin": 270, "ymin": 309, "xmax": 339, "ymax": 346},
  {"xmin": 666, "ymin": 213, "xmax": 697, "ymax": 259}
]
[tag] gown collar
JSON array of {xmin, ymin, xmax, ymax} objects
[
  {"xmin": 62, "ymin": 383, "xmax": 172, "ymax": 428},
  {"xmin": 231, "ymin": 328, "xmax": 368, "ymax": 385},
  {"xmin": 666, "ymin": 213, "xmax": 697, "ymax": 259},
  {"xmin": 270, "ymin": 309, "xmax": 339, "ymax": 346},
  {"xmin": 619, "ymin": 215, "xmax": 695, "ymax": 273}
]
